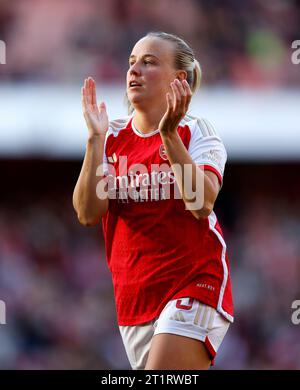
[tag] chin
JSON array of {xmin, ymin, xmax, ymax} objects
[{"xmin": 128, "ymin": 92, "xmax": 146, "ymax": 107}]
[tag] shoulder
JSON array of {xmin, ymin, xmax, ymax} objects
[
  {"xmin": 180, "ymin": 114, "xmax": 221, "ymax": 139},
  {"xmin": 105, "ymin": 116, "xmax": 132, "ymax": 145},
  {"xmin": 107, "ymin": 116, "xmax": 132, "ymax": 138},
  {"xmin": 109, "ymin": 116, "xmax": 132, "ymax": 134},
  {"xmin": 183, "ymin": 115, "xmax": 227, "ymax": 178}
]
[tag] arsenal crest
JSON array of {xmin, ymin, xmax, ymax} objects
[{"xmin": 159, "ymin": 144, "xmax": 168, "ymax": 161}]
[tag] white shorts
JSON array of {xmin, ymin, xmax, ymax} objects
[{"xmin": 119, "ymin": 297, "xmax": 230, "ymax": 370}]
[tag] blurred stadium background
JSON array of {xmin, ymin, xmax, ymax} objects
[{"xmin": 0, "ymin": 0, "xmax": 300, "ymax": 369}]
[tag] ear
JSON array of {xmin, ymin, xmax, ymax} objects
[{"xmin": 176, "ymin": 70, "xmax": 187, "ymax": 82}]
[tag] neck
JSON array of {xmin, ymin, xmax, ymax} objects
[{"xmin": 132, "ymin": 105, "xmax": 166, "ymax": 134}]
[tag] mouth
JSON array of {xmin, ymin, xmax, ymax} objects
[{"xmin": 129, "ymin": 81, "xmax": 143, "ymax": 89}]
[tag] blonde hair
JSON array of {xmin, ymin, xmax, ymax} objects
[{"xmin": 126, "ymin": 31, "xmax": 202, "ymax": 114}]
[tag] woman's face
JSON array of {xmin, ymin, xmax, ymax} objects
[{"xmin": 127, "ymin": 37, "xmax": 178, "ymax": 111}]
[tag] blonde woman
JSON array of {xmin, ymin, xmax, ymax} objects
[{"xmin": 73, "ymin": 32, "xmax": 234, "ymax": 370}]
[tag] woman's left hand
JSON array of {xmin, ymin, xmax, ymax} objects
[{"xmin": 159, "ymin": 79, "xmax": 192, "ymax": 137}]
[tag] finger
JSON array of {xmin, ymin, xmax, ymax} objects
[
  {"xmin": 175, "ymin": 79, "xmax": 187, "ymax": 111},
  {"xmin": 81, "ymin": 86, "xmax": 87, "ymax": 109},
  {"xmin": 166, "ymin": 92, "xmax": 173, "ymax": 113},
  {"xmin": 168, "ymin": 87, "xmax": 176, "ymax": 110},
  {"xmin": 183, "ymin": 79, "xmax": 192, "ymax": 108},
  {"xmin": 82, "ymin": 93, "xmax": 88, "ymax": 117},
  {"xmin": 88, "ymin": 77, "xmax": 94, "ymax": 105},
  {"xmin": 88, "ymin": 77, "xmax": 94, "ymax": 106},
  {"xmin": 183, "ymin": 78, "xmax": 191, "ymax": 91},
  {"xmin": 98, "ymin": 101, "xmax": 106, "ymax": 112},
  {"xmin": 171, "ymin": 81, "xmax": 181, "ymax": 111},
  {"xmin": 91, "ymin": 79, "xmax": 97, "ymax": 107},
  {"xmin": 84, "ymin": 78, "xmax": 88, "ymax": 102},
  {"xmin": 172, "ymin": 80, "xmax": 184, "ymax": 114},
  {"xmin": 85, "ymin": 78, "xmax": 91, "ymax": 106},
  {"xmin": 175, "ymin": 78, "xmax": 186, "ymax": 97}
]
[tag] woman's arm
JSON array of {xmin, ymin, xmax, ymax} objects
[
  {"xmin": 159, "ymin": 79, "xmax": 220, "ymax": 219},
  {"xmin": 161, "ymin": 131, "xmax": 220, "ymax": 219},
  {"xmin": 73, "ymin": 77, "xmax": 109, "ymax": 226}
]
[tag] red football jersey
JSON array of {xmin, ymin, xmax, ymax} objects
[{"xmin": 101, "ymin": 115, "xmax": 234, "ymax": 326}]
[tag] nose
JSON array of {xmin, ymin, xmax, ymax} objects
[{"xmin": 129, "ymin": 61, "xmax": 141, "ymax": 76}]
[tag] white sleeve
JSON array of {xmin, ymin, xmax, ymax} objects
[
  {"xmin": 102, "ymin": 128, "xmax": 112, "ymax": 176},
  {"xmin": 103, "ymin": 116, "xmax": 132, "ymax": 175},
  {"xmin": 188, "ymin": 118, "xmax": 227, "ymax": 183}
]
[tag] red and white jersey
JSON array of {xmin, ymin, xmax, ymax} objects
[{"xmin": 101, "ymin": 115, "xmax": 234, "ymax": 326}]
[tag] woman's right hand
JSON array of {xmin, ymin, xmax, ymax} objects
[{"xmin": 81, "ymin": 77, "xmax": 109, "ymax": 138}]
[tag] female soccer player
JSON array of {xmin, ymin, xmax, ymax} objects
[{"xmin": 73, "ymin": 32, "xmax": 234, "ymax": 370}]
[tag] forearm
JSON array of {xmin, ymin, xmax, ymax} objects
[
  {"xmin": 73, "ymin": 134, "xmax": 108, "ymax": 225},
  {"xmin": 161, "ymin": 131, "xmax": 216, "ymax": 218}
]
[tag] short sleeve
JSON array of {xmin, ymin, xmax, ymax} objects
[
  {"xmin": 188, "ymin": 118, "xmax": 227, "ymax": 185},
  {"xmin": 102, "ymin": 128, "xmax": 112, "ymax": 176},
  {"xmin": 102, "ymin": 116, "xmax": 132, "ymax": 176}
]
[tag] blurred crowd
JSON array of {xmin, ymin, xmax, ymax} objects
[
  {"xmin": 218, "ymin": 201, "xmax": 300, "ymax": 369},
  {"xmin": 0, "ymin": 194, "xmax": 127, "ymax": 369},
  {"xmin": 0, "ymin": 161, "xmax": 300, "ymax": 369},
  {"xmin": 1, "ymin": 0, "xmax": 300, "ymax": 371},
  {"xmin": 0, "ymin": 0, "xmax": 299, "ymax": 87}
]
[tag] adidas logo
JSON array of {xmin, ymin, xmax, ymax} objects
[
  {"xmin": 107, "ymin": 153, "xmax": 117, "ymax": 163},
  {"xmin": 169, "ymin": 312, "xmax": 186, "ymax": 322}
]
